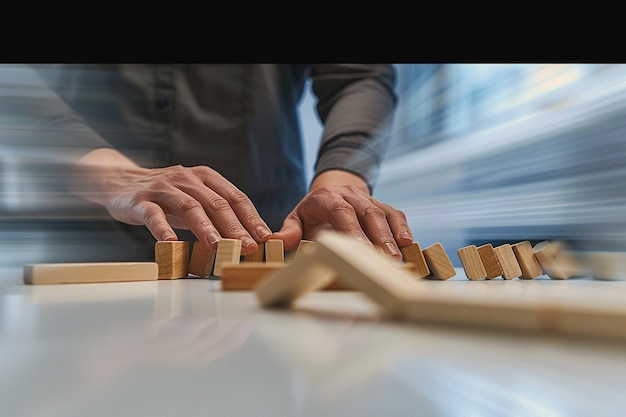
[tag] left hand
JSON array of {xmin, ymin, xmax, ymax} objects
[{"xmin": 271, "ymin": 170, "xmax": 414, "ymax": 260}]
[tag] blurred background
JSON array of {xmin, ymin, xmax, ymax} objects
[{"xmin": 2, "ymin": 63, "xmax": 626, "ymax": 267}]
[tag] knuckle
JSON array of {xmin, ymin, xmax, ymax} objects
[
  {"xmin": 178, "ymin": 198, "xmax": 203, "ymax": 213},
  {"xmin": 362, "ymin": 205, "xmax": 385, "ymax": 218},
  {"xmin": 206, "ymin": 196, "xmax": 231, "ymax": 212}
]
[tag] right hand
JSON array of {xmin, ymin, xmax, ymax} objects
[{"xmin": 68, "ymin": 148, "xmax": 273, "ymax": 255}]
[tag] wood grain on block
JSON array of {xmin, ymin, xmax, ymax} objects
[
  {"xmin": 265, "ymin": 239, "xmax": 285, "ymax": 263},
  {"xmin": 532, "ymin": 240, "xmax": 581, "ymax": 280},
  {"xmin": 188, "ymin": 241, "xmax": 217, "ymax": 277},
  {"xmin": 457, "ymin": 245, "xmax": 487, "ymax": 280},
  {"xmin": 493, "ymin": 244, "xmax": 522, "ymax": 280},
  {"xmin": 221, "ymin": 262, "xmax": 286, "ymax": 290},
  {"xmin": 399, "ymin": 242, "xmax": 430, "ymax": 278},
  {"xmin": 213, "ymin": 239, "xmax": 242, "ymax": 277},
  {"xmin": 243, "ymin": 242, "xmax": 265, "ymax": 263},
  {"xmin": 512, "ymin": 241, "xmax": 543, "ymax": 279},
  {"xmin": 23, "ymin": 262, "xmax": 159, "ymax": 285},
  {"xmin": 155, "ymin": 241, "xmax": 189, "ymax": 279},
  {"xmin": 422, "ymin": 242, "xmax": 456, "ymax": 280},
  {"xmin": 477, "ymin": 244, "xmax": 503, "ymax": 279}
]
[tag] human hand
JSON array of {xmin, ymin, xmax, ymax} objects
[
  {"xmin": 271, "ymin": 170, "xmax": 414, "ymax": 260},
  {"xmin": 68, "ymin": 148, "xmax": 272, "ymax": 255}
]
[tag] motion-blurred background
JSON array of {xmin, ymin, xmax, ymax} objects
[{"xmin": 2, "ymin": 64, "xmax": 626, "ymax": 267}]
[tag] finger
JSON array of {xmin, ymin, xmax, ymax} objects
[
  {"xmin": 192, "ymin": 166, "xmax": 273, "ymax": 242},
  {"xmin": 271, "ymin": 212, "xmax": 303, "ymax": 252},
  {"xmin": 342, "ymin": 194, "xmax": 402, "ymax": 260},
  {"xmin": 376, "ymin": 201, "xmax": 414, "ymax": 248},
  {"xmin": 132, "ymin": 201, "xmax": 178, "ymax": 242}
]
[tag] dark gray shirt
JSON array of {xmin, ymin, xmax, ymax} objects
[{"xmin": 31, "ymin": 63, "xmax": 397, "ymax": 229}]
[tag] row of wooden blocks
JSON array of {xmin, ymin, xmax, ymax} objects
[{"xmin": 22, "ymin": 236, "xmax": 578, "ymax": 286}]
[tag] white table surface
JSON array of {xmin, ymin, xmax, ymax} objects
[{"xmin": 2, "ymin": 266, "xmax": 626, "ymax": 417}]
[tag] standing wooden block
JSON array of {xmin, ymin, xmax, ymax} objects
[
  {"xmin": 23, "ymin": 262, "xmax": 158, "ymax": 285},
  {"xmin": 400, "ymin": 242, "xmax": 430, "ymax": 278},
  {"xmin": 155, "ymin": 241, "xmax": 189, "ymax": 279},
  {"xmin": 477, "ymin": 244, "xmax": 503, "ymax": 279},
  {"xmin": 294, "ymin": 240, "xmax": 316, "ymax": 259},
  {"xmin": 533, "ymin": 240, "xmax": 581, "ymax": 280},
  {"xmin": 457, "ymin": 245, "xmax": 487, "ymax": 280},
  {"xmin": 244, "ymin": 241, "xmax": 265, "ymax": 263},
  {"xmin": 493, "ymin": 244, "xmax": 522, "ymax": 280},
  {"xmin": 188, "ymin": 241, "xmax": 217, "ymax": 277},
  {"xmin": 422, "ymin": 242, "xmax": 456, "ymax": 280},
  {"xmin": 511, "ymin": 241, "xmax": 543, "ymax": 279},
  {"xmin": 213, "ymin": 238, "xmax": 242, "ymax": 277},
  {"xmin": 265, "ymin": 239, "xmax": 285, "ymax": 263}
]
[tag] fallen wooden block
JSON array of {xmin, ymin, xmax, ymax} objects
[
  {"xmin": 477, "ymin": 244, "xmax": 503, "ymax": 279},
  {"xmin": 221, "ymin": 262, "xmax": 286, "ymax": 290},
  {"xmin": 188, "ymin": 241, "xmax": 217, "ymax": 277},
  {"xmin": 512, "ymin": 241, "xmax": 543, "ymax": 279},
  {"xmin": 533, "ymin": 240, "xmax": 581, "ymax": 280},
  {"xmin": 493, "ymin": 244, "xmax": 522, "ymax": 279},
  {"xmin": 256, "ymin": 231, "xmax": 423, "ymax": 313},
  {"xmin": 155, "ymin": 241, "xmax": 189, "ymax": 279},
  {"xmin": 457, "ymin": 245, "xmax": 487, "ymax": 280},
  {"xmin": 422, "ymin": 242, "xmax": 456, "ymax": 280},
  {"xmin": 399, "ymin": 242, "xmax": 430, "ymax": 278},
  {"xmin": 23, "ymin": 262, "xmax": 159, "ymax": 285},
  {"xmin": 294, "ymin": 240, "xmax": 316, "ymax": 259},
  {"xmin": 213, "ymin": 238, "xmax": 242, "ymax": 277},
  {"xmin": 255, "ymin": 230, "xmax": 626, "ymax": 342}
]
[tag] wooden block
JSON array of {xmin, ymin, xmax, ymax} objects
[
  {"xmin": 155, "ymin": 241, "xmax": 189, "ymax": 279},
  {"xmin": 590, "ymin": 251, "xmax": 626, "ymax": 281},
  {"xmin": 213, "ymin": 238, "xmax": 242, "ymax": 277},
  {"xmin": 422, "ymin": 242, "xmax": 456, "ymax": 280},
  {"xmin": 457, "ymin": 245, "xmax": 487, "ymax": 280},
  {"xmin": 493, "ymin": 244, "xmax": 522, "ymax": 280},
  {"xmin": 221, "ymin": 262, "xmax": 286, "ymax": 290},
  {"xmin": 243, "ymin": 241, "xmax": 265, "ymax": 263},
  {"xmin": 256, "ymin": 231, "xmax": 424, "ymax": 313},
  {"xmin": 188, "ymin": 241, "xmax": 217, "ymax": 277},
  {"xmin": 533, "ymin": 240, "xmax": 581, "ymax": 280},
  {"xmin": 511, "ymin": 241, "xmax": 543, "ymax": 279},
  {"xmin": 294, "ymin": 240, "xmax": 316, "ymax": 259},
  {"xmin": 23, "ymin": 262, "xmax": 158, "ymax": 285},
  {"xmin": 399, "ymin": 242, "xmax": 430, "ymax": 278},
  {"xmin": 477, "ymin": 244, "xmax": 503, "ymax": 279},
  {"xmin": 265, "ymin": 239, "xmax": 284, "ymax": 263}
]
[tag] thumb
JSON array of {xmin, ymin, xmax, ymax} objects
[{"xmin": 271, "ymin": 215, "xmax": 303, "ymax": 252}]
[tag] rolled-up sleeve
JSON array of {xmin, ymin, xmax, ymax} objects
[{"xmin": 309, "ymin": 64, "xmax": 397, "ymax": 191}]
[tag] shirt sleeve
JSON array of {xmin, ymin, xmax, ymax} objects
[{"xmin": 308, "ymin": 64, "xmax": 398, "ymax": 192}]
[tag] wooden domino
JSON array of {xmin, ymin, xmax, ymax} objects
[
  {"xmin": 511, "ymin": 241, "xmax": 543, "ymax": 279},
  {"xmin": 255, "ymin": 230, "xmax": 626, "ymax": 342},
  {"xmin": 493, "ymin": 244, "xmax": 522, "ymax": 279},
  {"xmin": 477, "ymin": 243, "xmax": 503, "ymax": 279},
  {"xmin": 422, "ymin": 242, "xmax": 456, "ymax": 280},
  {"xmin": 264, "ymin": 239, "xmax": 285, "ymax": 263},
  {"xmin": 256, "ymin": 231, "xmax": 423, "ymax": 313},
  {"xmin": 294, "ymin": 239, "xmax": 316, "ymax": 259},
  {"xmin": 399, "ymin": 242, "xmax": 430, "ymax": 278},
  {"xmin": 221, "ymin": 262, "xmax": 286, "ymax": 290},
  {"xmin": 457, "ymin": 245, "xmax": 487, "ymax": 280},
  {"xmin": 244, "ymin": 241, "xmax": 265, "ymax": 263},
  {"xmin": 213, "ymin": 238, "xmax": 242, "ymax": 277},
  {"xmin": 155, "ymin": 241, "xmax": 189, "ymax": 279},
  {"xmin": 23, "ymin": 262, "xmax": 158, "ymax": 285},
  {"xmin": 533, "ymin": 240, "xmax": 581, "ymax": 280},
  {"xmin": 188, "ymin": 241, "xmax": 217, "ymax": 277}
]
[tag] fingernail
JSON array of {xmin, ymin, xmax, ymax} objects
[
  {"xmin": 163, "ymin": 234, "xmax": 177, "ymax": 241},
  {"xmin": 398, "ymin": 230, "xmax": 412, "ymax": 240},
  {"xmin": 385, "ymin": 241, "xmax": 400, "ymax": 256},
  {"xmin": 256, "ymin": 226, "xmax": 272, "ymax": 240},
  {"xmin": 242, "ymin": 236, "xmax": 256, "ymax": 248}
]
